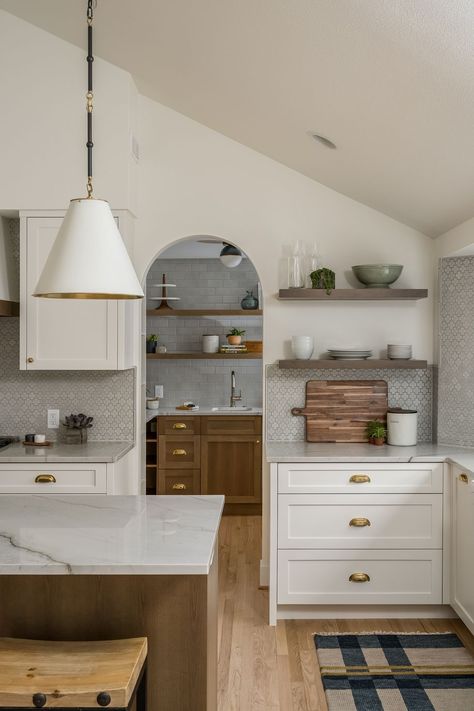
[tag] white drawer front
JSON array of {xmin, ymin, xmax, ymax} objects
[
  {"xmin": 278, "ymin": 549, "xmax": 442, "ymax": 605},
  {"xmin": 278, "ymin": 494, "xmax": 442, "ymax": 549},
  {"xmin": 0, "ymin": 464, "xmax": 107, "ymax": 493},
  {"xmin": 278, "ymin": 463, "xmax": 443, "ymax": 494}
]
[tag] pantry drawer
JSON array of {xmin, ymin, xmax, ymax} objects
[
  {"xmin": 278, "ymin": 462, "xmax": 443, "ymax": 494},
  {"xmin": 158, "ymin": 416, "xmax": 201, "ymax": 435},
  {"xmin": 158, "ymin": 436, "xmax": 200, "ymax": 469},
  {"xmin": 0, "ymin": 464, "xmax": 107, "ymax": 493},
  {"xmin": 278, "ymin": 493, "xmax": 442, "ymax": 549},
  {"xmin": 157, "ymin": 469, "xmax": 200, "ymax": 495},
  {"xmin": 278, "ymin": 549, "xmax": 442, "ymax": 605}
]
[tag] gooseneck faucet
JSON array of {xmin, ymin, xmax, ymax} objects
[{"xmin": 230, "ymin": 370, "xmax": 242, "ymax": 407}]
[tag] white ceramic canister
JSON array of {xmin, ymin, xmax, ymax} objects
[
  {"xmin": 291, "ymin": 335, "xmax": 314, "ymax": 360},
  {"xmin": 387, "ymin": 408, "xmax": 418, "ymax": 446},
  {"xmin": 202, "ymin": 334, "xmax": 220, "ymax": 354}
]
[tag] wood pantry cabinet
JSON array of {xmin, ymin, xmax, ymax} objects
[
  {"xmin": 156, "ymin": 415, "xmax": 262, "ymax": 513},
  {"xmin": 20, "ymin": 212, "xmax": 137, "ymax": 370}
]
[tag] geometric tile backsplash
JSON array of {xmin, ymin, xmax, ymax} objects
[
  {"xmin": 438, "ymin": 256, "xmax": 474, "ymax": 446},
  {"xmin": 266, "ymin": 363, "xmax": 433, "ymax": 442}
]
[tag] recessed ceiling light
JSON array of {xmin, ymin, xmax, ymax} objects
[{"xmin": 311, "ymin": 133, "xmax": 337, "ymax": 150}]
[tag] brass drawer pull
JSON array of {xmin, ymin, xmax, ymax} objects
[
  {"xmin": 349, "ymin": 572, "xmax": 370, "ymax": 583},
  {"xmin": 172, "ymin": 423, "xmax": 187, "ymax": 430},
  {"xmin": 35, "ymin": 474, "xmax": 56, "ymax": 484},
  {"xmin": 172, "ymin": 448, "xmax": 187, "ymax": 456},
  {"xmin": 350, "ymin": 474, "xmax": 371, "ymax": 484},
  {"xmin": 172, "ymin": 482, "xmax": 187, "ymax": 491},
  {"xmin": 459, "ymin": 473, "xmax": 470, "ymax": 484},
  {"xmin": 349, "ymin": 517, "xmax": 371, "ymax": 527}
]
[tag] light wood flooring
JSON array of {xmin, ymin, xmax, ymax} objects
[{"xmin": 217, "ymin": 515, "xmax": 474, "ymax": 711}]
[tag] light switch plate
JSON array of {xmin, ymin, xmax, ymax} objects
[
  {"xmin": 47, "ymin": 409, "xmax": 60, "ymax": 429},
  {"xmin": 154, "ymin": 385, "xmax": 164, "ymax": 398}
]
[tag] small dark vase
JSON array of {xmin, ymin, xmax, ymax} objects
[
  {"xmin": 146, "ymin": 341, "xmax": 156, "ymax": 354},
  {"xmin": 241, "ymin": 290, "xmax": 258, "ymax": 310}
]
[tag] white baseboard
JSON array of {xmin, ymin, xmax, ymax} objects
[
  {"xmin": 276, "ymin": 604, "xmax": 458, "ymax": 620},
  {"xmin": 259, "ymin": 560, "xmax": 269, "ymax": 587}
]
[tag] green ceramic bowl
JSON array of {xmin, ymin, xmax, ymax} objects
[{"xmin": 352, "ymin": 264, "xmax": 403, "ymax": 288}]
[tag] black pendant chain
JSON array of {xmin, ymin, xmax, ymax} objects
[{"xmin": 86, "ymin": 0, "xmax": 95, "ymax": 197}]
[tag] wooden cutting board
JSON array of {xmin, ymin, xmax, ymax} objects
[{"xmin": 291, "ymin": 380, "xmax": 388, "ymax": 443}]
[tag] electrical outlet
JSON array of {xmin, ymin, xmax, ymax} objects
[
  {"xmin": 154, "ymin": 385, "xmax": 164, "ymax": 398},
  {"xmin": 47, "ymin": 409, "xmax": 60, "ymax": 429}
]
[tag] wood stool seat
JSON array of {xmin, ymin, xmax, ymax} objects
[{"xmin": 0, "ymin": 637, "xmax": 147, "ymax": 709}]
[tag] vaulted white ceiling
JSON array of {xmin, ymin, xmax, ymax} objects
[{"xmin": 2, "ymin": 0, "xmax": 473, "ymax": 236}]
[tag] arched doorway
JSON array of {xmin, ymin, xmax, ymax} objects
[{"xmin": 142, "ymin": 236, "xmax": 264, "ymax": 511}]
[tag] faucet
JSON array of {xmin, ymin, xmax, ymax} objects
[{"xmin": 230, "ymin": 370, "xmax": 242, "ymax": 407}]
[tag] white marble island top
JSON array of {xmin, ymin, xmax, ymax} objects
[{"xmin": 0, "ymin": 495, "xmax": 224, "ymax": 575}]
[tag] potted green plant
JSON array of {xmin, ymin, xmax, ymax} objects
[
  {"xmin": 226, "ymin": 327, "xmax": 246, "ymax": 346},
  {"xmin": 146, "ymin": 334, "xmax": 158, "ymax": 354},
  {"xmin": 310, "ymin": 267, "xmax": 336, "ymax": 295},
  {"xmin": 367, "ymin": 420, "xmax": 387, "ymax": 446},
  {"xmin": 62, "ymin": 413, "xmax": 94, "ymax": 445}
]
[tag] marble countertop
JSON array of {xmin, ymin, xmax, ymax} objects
[
  {"xmin": 147, "ymin": 406, "xmax": 263, "ymax": 417},
  {"xmin": 266, "ymin": 441, "xmax": 474, "ymax": 474},
  {"xmin": 0, "ymin": 495, "xmax": 224, "ymax": 575},
  {"xmin": 0, "ymin": 441, "xmax": 134, "ymax": 463}
]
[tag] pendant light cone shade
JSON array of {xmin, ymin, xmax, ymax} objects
[
  {"xmin": 219, "ymin": 243, "xmax": 242, "ymax": 268},
  {"xmin": 33, "ymin": 199, "xmax": 144, "ymax": 299}
]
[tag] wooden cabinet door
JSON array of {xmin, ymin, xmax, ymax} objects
[
  {"xmin": 201, "ymin": 435, "xmax": 261, "ymax": 503},
  {"xmin": 22, "ymin": 216, "xmax": 118, "ymax": 370},
  {"xmin": 452, "ymin": 466, "xmax": 474, "ymax": 634}
]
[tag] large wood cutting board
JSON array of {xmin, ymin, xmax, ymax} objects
[{"xmin": 291, "ymin": 380, "xmax": 388, "ymax": 443}]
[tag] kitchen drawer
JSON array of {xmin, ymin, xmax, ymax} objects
[
  {"xmin": 278, "ymin": 549, "xmax": 442, "ymax": 605},
  {"xmin": 278, "ymin": 494, "xmax": 442, "ymax": 549},
  {"xmin": 278, "ymin": 462, "xmax": 443, "ymax": 494},
  {"xmin": 158, "ymin": 436, "xmax": 200, "ymax": 469},
  {"xmin": 0, "ymin": 464, "xmax": 107, "ymax": 494},
  {"xmin": 158, "ymin": 416, "xmax": 201, "ymax": 436},
  {"xmin": 157, "ymin": 469, "xmax": 200, "ymax": 495},
  {"xmin": 201, "ymin": 416, "xmax": 261, "ymax": 436}
]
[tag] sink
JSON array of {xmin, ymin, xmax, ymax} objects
[{"xmin": 211, "ymin": 406, "xmax": 253, "ymax": 412}]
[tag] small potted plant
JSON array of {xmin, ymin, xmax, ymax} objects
[
  {"xmin": 62, "ymin": 413, "xmax": 94, "ymax": 445},
  {"xmin": 367, "ymin": 420, "xmax": 387, "ymax": 446},
  {"xmin": 226, "ymin": 327, "xmax": 246, "ymax": 346},
  {"xmin": 146, "ymin": 334, "xmax": 158, "ymax": 354},
  {"xmin": 310, "ymin": 267, "xmax": 336, "ymax": 295}
]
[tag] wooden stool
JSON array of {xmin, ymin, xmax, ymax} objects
[{"xmin": 0, "ymin": 637, "xmax": 147, "ymax": 710}]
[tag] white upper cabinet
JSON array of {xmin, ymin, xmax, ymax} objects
[
  {"xmin": 451, "ymin": 464, "xmax": 474, "ymax": 634},
  {"xmin": 20, "ymin": 212, "xmax": 138, "ymax": 370}
]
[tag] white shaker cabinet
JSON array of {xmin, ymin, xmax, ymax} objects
[
  {"xmin": 451, "ymin": 464, "xmax": 474, "ymax": 634},
  {"xmin": 20, "ymin": 212, "xmax": 138, "ymax": 370}
]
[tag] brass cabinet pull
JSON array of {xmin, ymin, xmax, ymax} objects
[
  {"xmin": 172, "ymin": 423, "xmax": 187, "ymax": 430},
  {"xmin": 459, "ymin": 473, "xmax": 470, "ymax": 484},
  {"xmin": 349, "ymin": 517, "xmax": 371, "ymax": 527},
  {"xmin": 350, "ymin": 474, "xmax": 371, "ymax": 484},
  {"xmin": 172, "ymin": 482, "xmax": 187, "ymax": 490},
  {"xmin": 349, "ymin": 572, "xmax": 370, "ymax": 583},
  {"xmin": 27, "ymin": 357, "xmax": 34, "ymax": 364},
  {"xmin": 35, "ymin": 474, "xmax": 56, "ymax": 484},
  {"xmin": 172, "ymin": 448, "xmax": 187, "ymax": 456}
]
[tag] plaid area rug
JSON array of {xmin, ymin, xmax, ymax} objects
[{"xmin": 315, "ymin": 633, "xmax": 474, "ymax": 710}]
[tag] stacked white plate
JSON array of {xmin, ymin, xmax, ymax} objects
[
  {"xmin": 387, "ymin": 344, "xmax": 412, "ymax": 360},
  {"xmin": 328, "ymin": 348, "xmax": 373, "ymax": 360}
]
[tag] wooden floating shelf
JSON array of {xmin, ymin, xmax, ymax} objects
[
  {"xmin": 146, "ymin": 309, "xmax": 263, "ymax": 317},
  {"xmin": 147, "ymin": 352, "xmax": 262, "ymax": 360},
  {"xmin": 278, "ymin": 288, "xmax": 428, "ymax": 301},
  {"xmin": 279, "ymin": 359, "xmax": 428, "ymax": 370}
]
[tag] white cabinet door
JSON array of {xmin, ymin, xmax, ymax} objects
[
  {"xmin": 451, "ymin": 466, "xmax": 474, "ymax": 634},
  {"xmin": 22, "ymin": 216, "xmax": 119, "ymax": 370}
]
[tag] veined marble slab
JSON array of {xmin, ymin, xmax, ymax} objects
[
  {"xmin": 150, "ymin": 406, "xmax": 263, "ymax": 416},
  {"xmin": 265, "ymin": 441, "xmax": 474, "ymax": 474},
  {"xmin": 0, "ymin": 441, "xmax": 133, "ymax": 463},
  {"xmin": 0, "ymin": 495, "xmax": 224, "ymax": 575}
]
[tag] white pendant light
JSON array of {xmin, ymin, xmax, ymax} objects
[
  {"xmin": 220, "ymin": 243, "xmax": 243, "ymax": 268},
  {"xmin": 33, "ymin": 0, "xmax": 143, "ymax": 300}
]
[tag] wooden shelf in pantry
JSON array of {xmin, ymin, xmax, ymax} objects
[
  {"xmin": 146, "ymin": 309, "xmax": 262, "ymax": 316},
  {"xmin": 278, "ymin": 359, "xmax": 428, "ymax": 369},
  {"xmin": 147, "ymin": 352, "xmax": 262, "ymax": 360},
  {"xmin": 278, "ymin": 288, "xmax": 428, "ymax": 301}
]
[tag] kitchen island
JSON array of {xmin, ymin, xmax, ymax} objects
[{"xmin": 0, "ymin": 494, "xmax": 223, "ymax": 711}]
